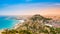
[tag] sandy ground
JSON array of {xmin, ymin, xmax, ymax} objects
[
  {"xmin": 0, "ymin": 30, "xmax": 3, "ymax": 34},
  {"xmin": 0, "ymin": 31, "xmax": 1, "ymax": 34}
]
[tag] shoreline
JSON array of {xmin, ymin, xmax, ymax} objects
[{"xmin": 13, "ymin": 20, "xmax": 25, "ymax": 29}]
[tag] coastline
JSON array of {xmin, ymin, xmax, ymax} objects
[{"xmin": 13, "ymin": 19, "xmax": 25, "ymax": 29}]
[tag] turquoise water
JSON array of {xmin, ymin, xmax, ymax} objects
[{"xmin": 0, "ymin": 16, "xmax": 19, "ymax": 29}]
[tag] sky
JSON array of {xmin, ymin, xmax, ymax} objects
[{"xmin": 0, "ymin": 0, "xmax": 60, "ymax": 15}]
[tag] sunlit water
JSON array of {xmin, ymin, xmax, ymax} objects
[{"xmin": 0, "ymin": 16, "xmax": 22, "ymax": 30}]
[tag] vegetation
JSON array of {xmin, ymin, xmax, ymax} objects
[{"xmin": 1, "ymin": 14, "xmax": 60, "ymax": 34}]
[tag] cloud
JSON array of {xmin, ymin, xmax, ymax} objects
[
  {"xmin": 48, "ymin": 3, "xmax": 60, "ymax": 7},
  {"xmin": 25, "ymin": 0, "xmax": 32, "ymax": 2},
  {"xmin": 0, "ymin": 3, "xmax": 60, "ymax": 15},
  {"xmin": 54, "ymin": 3, "xmax": 60, "ymax": 5}
]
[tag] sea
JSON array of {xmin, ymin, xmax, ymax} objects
[{"xmin": 0, "ymin": 16, "xmax": 22, "ymax": 30}]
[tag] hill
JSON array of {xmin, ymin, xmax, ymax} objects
[{"xmin": 1, "ymin": 14, "xmax": 60, "ymax": 34}]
